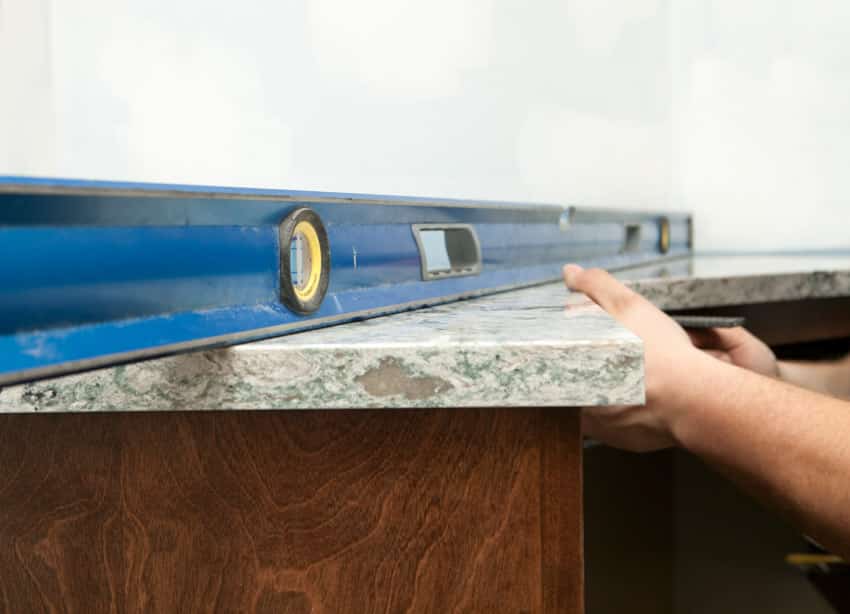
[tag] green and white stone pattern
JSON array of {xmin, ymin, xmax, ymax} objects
[
  {"xmin": 0, "ymin": 283, "xmax": 644, "ymax": 412},
  {"xmin": 622, "ymin": 254, "xmax": 850, "ymax": 310}
]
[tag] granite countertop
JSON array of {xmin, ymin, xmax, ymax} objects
[
  {"xmin": 623, "ymin": 253, "xmax": 850, "ymax": 310},
  {"xmin": 3, "ymin": 252, "xmax": 850, "ymax": 413},
  {"xmin": 0, "ymin": 284, "xmax": 644, "ymax": 412}
]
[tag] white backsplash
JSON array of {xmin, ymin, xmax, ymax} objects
[{"xmin": 1, "ymin": 1, "xmax": 847, "ymax": 251}]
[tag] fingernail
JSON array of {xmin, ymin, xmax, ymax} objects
[{"xmin": 562, "ymin": 263, "xmax": 583, "ymax": 287}]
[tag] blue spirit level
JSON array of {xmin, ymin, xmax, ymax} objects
[{"xmin": 0, "ymin": 176, "xmax": 691, "ymax": 385}]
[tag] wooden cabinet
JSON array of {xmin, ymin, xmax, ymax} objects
[{"xmin": 0, "ymin": 409, "xmax": 583, "ymax": 613}]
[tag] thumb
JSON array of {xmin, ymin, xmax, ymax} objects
[{"xmin": 563, "ymin": 264, "xmax": 641, "ymax": 319}]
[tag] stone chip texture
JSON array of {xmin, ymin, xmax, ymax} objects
[{"xmin": 0, "ymin": 283, "xmax": 643, "ymax": 412}]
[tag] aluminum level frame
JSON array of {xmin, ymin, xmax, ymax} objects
[{"xmin": 0, "ymin": 176, "xmax": 691, "ymax": 385}]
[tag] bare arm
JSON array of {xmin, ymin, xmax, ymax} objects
[
  {"xmin": 563, "ymin": 265, "xmax": 850, "ymax": 558},
  {"xmin": 779, "ymin": 356, "xmax": 850, "ymax": 400},
  {"xmin": 687, "ymin": 324, "xmax": 850, "ymax": 399},
  {"xmin": 674, "ymin": 357, "xmax": 850, "ymax": 558}
]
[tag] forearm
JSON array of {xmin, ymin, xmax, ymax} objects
[
  {"xmin": 563, "ymin": 264, "xmax": 850, "ymax": 556},
  {"xmin": 778, "ymin": 355, "xmax": 850, "ymax": 399},
  {"xmin": 673, "ymin": 356, "xmax": 850, "ymax": 558}
]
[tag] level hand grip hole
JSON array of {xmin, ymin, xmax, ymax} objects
[
  {"xmin": 412, "ymin": 224, "xmax": 482, "ymax": 281},
  {"xmin": 623, "ymin": 224, "xmax": 642, "ymax": 253}
]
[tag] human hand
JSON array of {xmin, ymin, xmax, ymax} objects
[
  {"xmin": 688, "ymin": 326, "xmax": 779, "ymax": 378},
  {"xmin": 563, "ymin": 264, "xmax": 721, "ymax": 452}
]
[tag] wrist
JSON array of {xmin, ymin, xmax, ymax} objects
[{"xmin": 664, "ymin": 350, "xmax": 736, "ymax": 449}]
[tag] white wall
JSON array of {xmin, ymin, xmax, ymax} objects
[
  {"xmin": 671, "ymin": 0, "xmax": 850, "ymax": 251},
  {"xmin": 2, "ymin": 1, "xmax": 849, "ymax": 251},
  {"xmin": 0, "ymin": 0, "xmax": 55, "ymax": 174},
  {"xmin": 0, "ymin": 0, "xmax": 672, "ymax": 207}
]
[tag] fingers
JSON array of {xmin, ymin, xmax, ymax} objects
[
  {"xmin": 688, "ymin": 326, "xmax": 757, "ymax": 351},
  {"xmin": 687, "ymin": 328, "xmax": 723, "ymax": 348},
  {"xmin": 562, "ymin": 263, "xmax": 693, "ymax": 349},
  {"xmin": 581, "ymin": 406, "xmax": 677, "ymax": 453},
  {"xmin": 581, "ymin": 407, "xmax": 622, "ymax": 443},
  {"xmin": 562, "ymin": 264, "xmax": 641, "ymax": 318}
]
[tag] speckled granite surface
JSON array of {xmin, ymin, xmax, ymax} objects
[
  {"xmin": 0, "ymin": 284, "xmax": 644, "ymax": 412},
  {"xmin": 623, "ymin": 254, "xmax": 850, "ymax": 310},
  {"xmin": 4, "ymin": 253, "xmax": 850, "ymax": 413}
]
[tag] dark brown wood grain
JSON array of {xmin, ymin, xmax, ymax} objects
[
  {"xmin": 540, "ymin": 409, "xmax": 584, "ymax": 614},
  {"xmin": 0, "ymin": 409, "xmax": 582, "ymax": 614}
]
